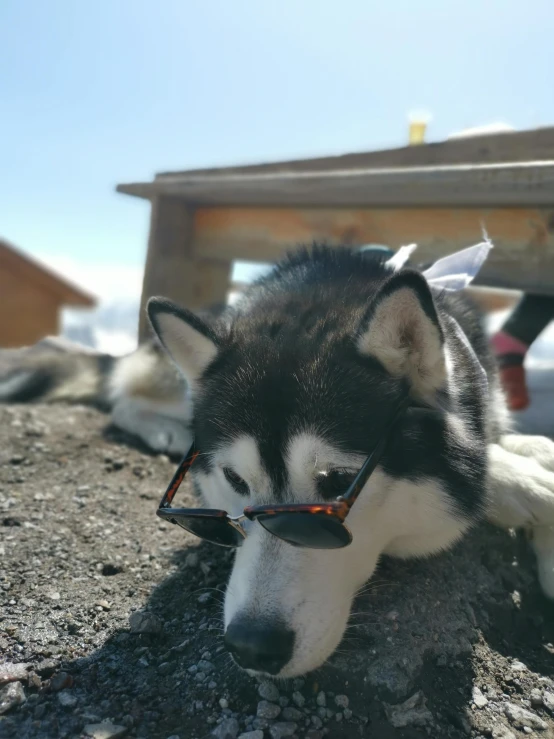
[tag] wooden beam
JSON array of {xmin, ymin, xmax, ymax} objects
[
  {"xmin": 139, "ymin": 197, "xmax": 231, "ymax": 340},
  {"xmin": 159, "ymin": 126, "xmax": 554, "ymax": 177},
  {"xmin": 118, "ymin": 161, "xmax": 554, "ymax": 208},
  {"xmin": 192, "ymin": 206, "xmax": 554, "ymax": 295}
]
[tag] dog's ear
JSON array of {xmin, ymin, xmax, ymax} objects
[
  {"xmin": 356, "ymin": 270, "xmax": 446, "ymax": 398},
  {"xmin": 147, "ymin": 298, "xmax": 220, "ymax": 388}
]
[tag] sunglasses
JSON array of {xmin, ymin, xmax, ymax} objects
[{"xmin": 157, "ymin": 400, "xmax": 409, "ymax": 550}]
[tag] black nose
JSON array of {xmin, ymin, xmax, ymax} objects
[{"xmin": 224, "ymin": 617, "xmax": 295, "ymax": 674}]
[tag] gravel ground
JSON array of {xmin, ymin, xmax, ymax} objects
[{"xmin": 1, "ymin": 404, "xmax": 554, "ymax": 739}]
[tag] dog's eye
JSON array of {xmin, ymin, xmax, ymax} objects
[
  {"xmin": 223, "ymin": 467, "xmax": 249, "ymax": 495},
  {"xmin": 316, "ymin": 469, "xmax": 356, "ymax": 500}
]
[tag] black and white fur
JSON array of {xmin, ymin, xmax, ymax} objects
[{"xmin": 146, "ymin": 245, "xmax": 554, "ymax": 678}]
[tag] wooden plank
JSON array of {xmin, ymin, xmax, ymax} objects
[
  {"xmin": 157, "ymin": 126, "xmax": 554, "ymax": 177},
  {"xmin": 117, "ymin": 160, "xmax": 554, "ymax": 208},
  {"xmin": 138, "ymin": 197, "xmax": 231, "ymax": 340},
  {"xmin": 192, "ymin": 206, "xmax": 554, "ymax": 295}
]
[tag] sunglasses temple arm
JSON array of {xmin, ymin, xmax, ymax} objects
[
  {"xmin": 340, "ymin": 398, "xmax": 410, "ymax": 510},
  {"xmin": 159, "ymin": 445, "xmax": 199, "ymax": 509}
]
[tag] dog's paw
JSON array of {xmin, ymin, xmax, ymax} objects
[
  {"xmin": 111, "ymin": 397, "xmax": 192, "ymax": 457},
  {"xmin": 530, "ymin": 525, "xmax": 554, "ymax": 599}
]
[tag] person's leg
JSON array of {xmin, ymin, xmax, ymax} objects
[{"xmin": 491, "ymin": 294, "xmax": 554, "ymax": 411}]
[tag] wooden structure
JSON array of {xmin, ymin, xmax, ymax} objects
[
  {"xmin": 0, "ymin": 239, "xmax": 96, "ymax": 348},
  {"xmin": 116, "ymin": 126, "xmax": 554, "ymax": 341}
]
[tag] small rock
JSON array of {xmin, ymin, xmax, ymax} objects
[
  {"xmin": 310, "ymin": 715, "xmax": 323, "ymax": 729},
  {"xmin": 83, "ymin": 721, "xmax": 128, "ymax": 739},
  {"xmin": 384, "ymin": 691, "xmax": 433, "ymax": 729},
  {"xmin": 258, "ymin": 680, "xmax": 280, "ymax": 702},
  {"xmin": 491, "ymin": 727, "xmax": 516, "ymax": 739},
  {"xmin": 185, "ymin": 552, "xmax": 199, "ymax": 567},
  {"xmin": 0, "ymin": 681, "xmax": 26, "ymax": 714},
  {"xmin": 523, "ymin": 728, "xmax": 533, "ymax": 735},
  {"xmin": 50, "ymin": 672, "xmax": 73, "ymax": 692},
  {"xmin": 238, "ymin": 732, "xmax": 264, "ymax": 739},
  {"xmin": 472, "ymin": 686, "xmax": 488, "ymax": 708},
  {"xmin": 334, "ymin": 694, "xmax": 349, "ymax": 709},
  {"xmin": 58, "ymin": 690, "xmax": 78, "ymax": 708},
  {"xmin": 543, "ymin": 691, "xmax": 554, "ymax": 714},
  {"xmin": 511, "ymin": 660, "xmax": 527, "ymax": 672},
  {"xmin": 316, "ymin": 691, "xmax": 326, "ymax": 707},
  {"xmin": 198, "ymin": 592, "xmax": 211, "ymax": 604},
  {"xmin": 129, "ymin": 611, "xmax": 162, "ymax": 634},
  {"xmin": 343, "ymin": 708, "xmax": 353, "ymax": 720},
  {"xmin": 97, "ymin": 600, "xmax": 111, "ymax": 611},
  {"xmin": 269, "ymin": 723, "xmax": 297, "ymax": 739},
  {"xmin": 282, "ymin": 706, "xmax": 303, "ymax": 721},
  {"xmin": 257, "ymin": 700, "xmax": 281, "ymax": 720},
  {"xmin": 211, "ymin": 718, "xmax": 240, "ymax": 739},
  {"xmin": 0, "ymin": 663, "xmax": 31, "ymax": 686},
  {"xmin": 530, "ymin": 689, "xmax": 543, "ymax": 707},
  {"xmin": 219, "ymin": 698, "xmax": 229, "ymax": 709},
  {"xmin": 292, "ymin": 691, "xmax": 305, "ymax": 708},
  {"xmin": 504, "ymin": 702, "xmax": 547, "ymax": 731}
]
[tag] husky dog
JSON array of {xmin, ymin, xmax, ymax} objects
[
  {"xmin": 146, "ymin": 246, "xmax": 554, "ymax": 677},
  {"xmin": 2, "ymin": 245, "xmax": 554, "ymax": 678}
]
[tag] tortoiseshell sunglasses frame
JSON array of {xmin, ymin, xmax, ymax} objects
[{"xmin": 157, "ymin": 398, "xmax": 409, "ymax": 549}]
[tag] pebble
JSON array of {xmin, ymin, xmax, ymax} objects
[
  {"xmin": 197, "ymin": 660, "xmax": 215, "ymax": 673},
  {"xmin": 512, "ymin": 660, "xmax": 527, "ymax": 672},
  {"xmin": 316, "ymin": 691, "xmax": 326, "ymax": 707},
  {"xmin": 57, "ymin": 690, "xmax": 78, "ymax": 708},
  {"xmin": 238, "ymin": 732, "xmax": 264, "ymax": 739},
  {"xmin": 543, "ymin": 690, "xmax": 554, "ymax": 713},
  {"xmin": 343, "ymin": 708, "xmax": 353, "ymax": 720},
  {"xmin": 269, "ymin": 723, "xmax": 298, "ymax": 739},
  {"xmin": 384, "ymin": 691, "xmax": 433, "ymax": 729},
  {"xmin": 219, "ymin": 698, "xmax": 229, "ymax": 709},
  {"xmin": 281, "ymin": 706, "xmax": 303, "ymax": 721},
  {"xmin": 185, "ymin": 552, "xmax": 199, "ymax": 568},
  {"xmin": 0, "ymin": 662, "xmax": 31, "ymax": 686},
  {"xmin": 198, "ymin": 593, "xmax": 211, "ymax": 604},
  {"xmin": 472, "ymin": 686, "xmax": 488, "ymax": 708},
  {"xmin": 504, "ymin": 702, "xmax": 548, "ymax": 731},
  {"xmin": 211, "ymin": 717, "xmax": 240, "ymax": 739},
  {"xmin": 0, "ymin": 681, "xmax": 26, "ymax": 714},
  {"xmin": 334, "ymin": 694, "xmax": 349, "ymax": 709},
  {"xmin": 310, "ymin": 715, "xmax": 323, "ymax": 729},
  {"xmin": 530, "ymin": 688, "xmax": 543, "ymax": 707},
  {"xmin": 50, "ymin": 672, "xmax": 73, "ymax": 692},
  {"xmin": 83, "ymin": 721, "xmax": 128, "ymax": 739},
  {"xmin": 291, "ymin": 691, "xmax": 305, "ymax": 708},
  {"xmin": 257, "ymin": 700, "xmax": 281, "ymax": 720},
  {"xmin": 129, "ymin": 610, "xmax": 162, "ymax": 634},
  {"xmin": 491, "ymin": 728, "xmax": 516, "ymax": 739},
  {"xmin": 258, "ymin": 680, "xmax": 280, "ymax": 702}
]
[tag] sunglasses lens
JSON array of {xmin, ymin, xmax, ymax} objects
[
  {"xmin": 255, "ymin": 512, "xmax": 352, "ymax": 549},
  {"xmin": 169, "ymin": 515, "xmax": 244, "ymax": 547}
]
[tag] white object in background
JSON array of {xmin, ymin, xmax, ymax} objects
[{"xmin": 386, "ymin": 239, "xmax": 493, "ymax": 292}]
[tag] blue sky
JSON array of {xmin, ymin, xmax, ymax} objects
[{"xmin": 2, "ymin": 0, "xmax": 554, "ymax": 297}]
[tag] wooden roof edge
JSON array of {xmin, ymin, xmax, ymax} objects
[
  {"xmin": 154, "ymin": 125, "xmax": 554, "ymax": 179},
  {"xmin": 0, "ymin": 239, "xmax": 97, "ymax": 308},
  {"xmin": 116, "ymin": 159, "xmax": 554, "ymax": 206}
]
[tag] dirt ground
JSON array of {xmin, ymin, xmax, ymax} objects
[{"xmin": 1, "ymin": 404, "xmax": 554, "ymax": 739}]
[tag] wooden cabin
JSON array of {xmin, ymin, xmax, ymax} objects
[
  {"xmin": 0, "ymin": 239, "xmax": 96, "ymax": 348},
  {"xmin": 116, "ymin": 126, "xmax": 554, "ymax": 341}
]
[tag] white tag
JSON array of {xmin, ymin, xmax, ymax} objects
[{"xmin": 386, "ymin": 237, "xmax": 493, "ymax": 292}]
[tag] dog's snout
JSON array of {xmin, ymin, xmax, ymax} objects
[{"xmin": 224, "ymin": 617, "xmax": 295, "ymax": 675}]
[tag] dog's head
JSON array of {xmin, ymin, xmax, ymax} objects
[{"xmin": 148, "ymin": 265, "xmax": 469, "ymax": 677}]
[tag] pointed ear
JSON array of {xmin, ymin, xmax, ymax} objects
[
  {"xmin": 356, "ymin": 270, "xmax": 446, "ymax": 399},
  {"xmin": 147, "ymin": 297, "xmax": 220, "ymax": 389}
]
